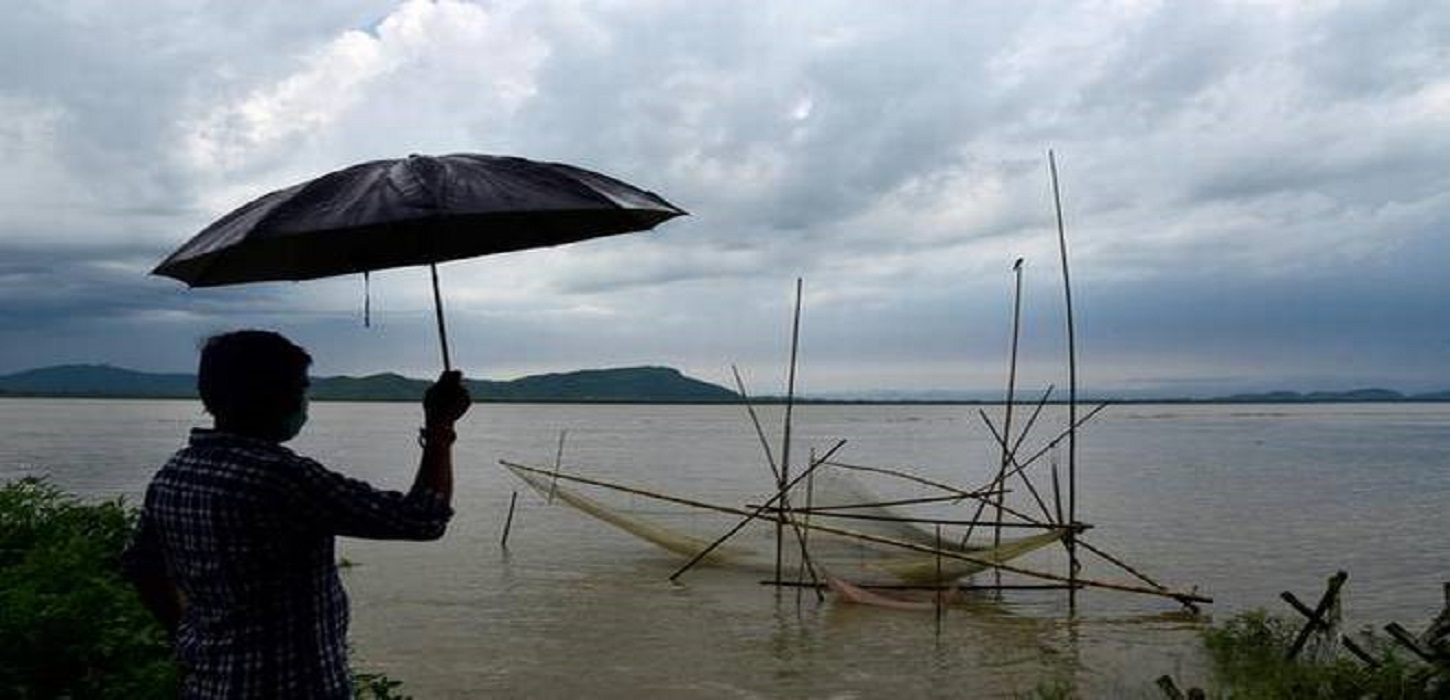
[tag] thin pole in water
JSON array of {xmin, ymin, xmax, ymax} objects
[
  {"xmin": 776, "ymin": 278, "xmax": 804, "ymax": 586},
  {"xmin": 430, "ymin": 263, "xmax": 452, "ymax": 371},
  {"xmin": 994, "ymin": 258, "xmax": 1026, "ymax": 588},
  {"xmin": 935, "ymin": 524, "xmax": 945, "ymax": 632},
  {"xmin": 547, "ymin": 430, "xmax": 568, "ymax": 504},
  {"xmin": 1048, "ymin": 150, "xmax": 1080, "ymax": 608},
  {"xmin": 500, "ymin": 491, "xmax": 518, "ymax": 549}
]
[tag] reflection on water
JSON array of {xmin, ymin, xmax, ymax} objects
[{"xmin": 3, "ymin": 399, "xmax": 1447, "ymax": 697}]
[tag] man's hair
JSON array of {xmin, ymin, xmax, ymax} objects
[{"xmin": 198, "ymin": 330, "xmax": 312, "ymax": 420}]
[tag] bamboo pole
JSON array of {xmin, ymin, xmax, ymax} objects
[
  {"xmin": 822, "ymin": 460, "xmax": 1046, "ymax": 525},
  {"xmin": 994, "ymin": 258, "xmax": 1027, "ymax": 581},
  {"xmin": 730, "ymin": 363, "xmax": 821, "ymax": 597},
  {"xmin": 785, "ymin": 510, "xmax": 1209, "ymax": 605},
  {"xmin": 823, "ymin": 460, "xmax": 978, "ymax": 497},
  {"xmin": 979, "ymin": 410, "xmax": 1056, "ymax": 523},
  {"xmin": 1075, "ymin": 537, "xmax": 1201, "ymax": 613},
  {"xmin": 777, "ymin": 278, "xmax": 805, "ymax": 585},
  {"xmin": 669, "ymin": 439, "xmax": 845, "ymax": 583},
  {"xmin": 1006, "ymin": 385, "xmax": 1056, "ymax": 480},
  {"xmin": 501, "ymin": 461, "xmax": 1210, "ymax": 605},
  {"xmin": 959, "ymin": 402, "xmax": 1109, "ymax": 546},
  {"xmin": 732, "ymin": 365, "xmax": 779, "ymax": 478},
  {"xmin": 1048, "ymin": 150, "xmax": 1080, "ymax": 608},
  {"xmin": 799, "ymin": 448, "xmax": 818, "ymax": 602},
  {"xmin": 794, "ymin": 492, "xmax": 1009, "ymax": 512},
  {"xmin": 751, "ymin": 505, "xmax": 1084, "ymax": 531},
  {"xmin": 1003, "ymin": 402, "xmax": 1109, "ymax": 490},
  {"xmin": 1077, "ymin": 539, "xmax": 1172, "ymax": 594},
  {"xmin": 935, "ymin": 524, "xmax": 945, "ymax": 629},
  {"xmin": 767, "ymin": 580, "xmax": 1080, "ymax": 592},
  {"xmin": 1051, "ymin": 460, "xmax": 1065, "ymax": 525},
  {"xmin": 547, "ymin": 429, "xmax": 567, "ymax": 504},
  {"xmin": 500, "ymin": 491, "xmax": 518, "ymax": 549}
]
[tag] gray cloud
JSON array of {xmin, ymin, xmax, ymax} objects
[{"xmin": 2, "ymin": 1, "xmax": 1448, "ymax": 396}]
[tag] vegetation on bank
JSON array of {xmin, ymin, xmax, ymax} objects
[
  {"xmin": 1200, "ymin": 609, "xmax": 1447, "ymax": 698},
  {"xmin": 1, "ymin": 478, "xmax": 176, "ymax": 697},
  {"xmin": 0, "ymin": 477, "xmax": 407, "ymax": 699}
]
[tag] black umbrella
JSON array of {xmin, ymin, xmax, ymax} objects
[{"xmin": 154, "ymin": 153, "xmax": 686, "ymax": 369}]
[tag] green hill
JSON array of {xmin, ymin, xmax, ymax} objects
[
  {"xmin": 0, "ymin": 365, "xmax": 738, "ymax": 404},
  {"xmin": 0, "ymin": 365, "xmax": 195, "ymax": 398}
]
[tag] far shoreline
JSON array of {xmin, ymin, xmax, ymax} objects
[{"xmin": 4, "ymin": 392, "xmax": 1450, "ymax": 407}]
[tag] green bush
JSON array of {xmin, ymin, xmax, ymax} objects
[
  {"xmin": 1203, "ymin": 608, "xmax": 1445, "ymax": 699},
  {"xmin": 1, "ymin": 477, "xmax": 411, "ymax": 699},
  {"xmin": 0, "ymin": 477, "xmax": 177, "ymax": 698}
]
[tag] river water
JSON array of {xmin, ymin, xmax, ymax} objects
[{"xmin": 2, "ymin": 398, "xmax": 1446, "ymax": 697}]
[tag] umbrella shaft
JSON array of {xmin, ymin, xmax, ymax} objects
[{"xmin": 431, "ymin": 263, "xmax": 452, "ymax": 371}]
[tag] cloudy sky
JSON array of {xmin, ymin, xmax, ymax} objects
[{"xmin": 1, "ymin": 1, "xmax": 1446, "ymax": 397}]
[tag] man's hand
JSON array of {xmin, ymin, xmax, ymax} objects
[{"xmin": 424, "ymin": 370, "xmax": 472, "ymax": 427}]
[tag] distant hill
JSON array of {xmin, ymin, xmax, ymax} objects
[
  {"xmin": 0, "ymin": 365, "xmax": 196, "ymax": 398},
  {"xmin": 3, "ymin": 364, "xmax": 1448, "ymax": 404},
  {"xmin": 1214, "ymin": 388, "xmax": 1411, "ymax": 403},
  {"xmin": 0, "ymin": 364, "xmax": 739, "ymax": 403}
]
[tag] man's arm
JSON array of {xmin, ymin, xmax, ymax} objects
[
  {"xmin": 411, "ymin": 370, "xmax": 471, "ymax": 504},
  {"xmin": 289, "ymin": 371, "xmax": 471, "ymax": 541}
]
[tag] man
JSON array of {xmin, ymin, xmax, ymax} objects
[{"xmin": 123, "ymin": 330, "xmax": 471, "ymax": 698}]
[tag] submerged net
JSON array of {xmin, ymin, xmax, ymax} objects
[{"xmin": 504, "ymin": 462, "xmax": 1064, "ymax": 585}]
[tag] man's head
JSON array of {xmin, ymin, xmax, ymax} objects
[{"xmin": 198, "ymin": 330, "xmax": 312, "ymax": 441}]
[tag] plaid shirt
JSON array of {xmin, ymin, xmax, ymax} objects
[{"xmin": 123, "ymin": 429, "xmax": 452, "ymax": 699}]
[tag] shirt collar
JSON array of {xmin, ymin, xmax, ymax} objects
[{"xmin": 188, "ymin": 427, "xmax": 290, "ymax": 453}]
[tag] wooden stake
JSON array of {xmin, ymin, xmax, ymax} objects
[
  {"xmin": 500, "ymin": 491, "xmax": 518, "ymax": 549},
  {"xmin": 1280, "ymin": 589, "xmax": 1379, "ymax": 667},
  {"xmin": 1286, "ymin": 571, "xmax": 1347, "ymax": 660}
]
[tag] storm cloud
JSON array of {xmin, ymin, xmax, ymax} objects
[{"xmin": 2, "ymin": 0, "xmax": 1447, "ymax": 396}]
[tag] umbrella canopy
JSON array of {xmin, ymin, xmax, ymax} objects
[
  {"xmin": 153, "ymin": 153, "xmax": 686, "ymax": 369},
  {"xmin": 154, "ymin": 153, "xmax": 685, "ymax": 286}
]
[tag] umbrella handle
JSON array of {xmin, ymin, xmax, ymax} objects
[{"xmin": 431, "ymin": 263, "xmax": 452, "ymax": 371}]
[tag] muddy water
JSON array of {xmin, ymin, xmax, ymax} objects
[{"xmin": 5, "ymin": 399, "xmax": 1446, "ymax": 697}]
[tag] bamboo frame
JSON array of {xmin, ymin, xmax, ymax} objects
[{"xmin": 501, "ymin": 461, "xmax": 1211, "ymax": 606}]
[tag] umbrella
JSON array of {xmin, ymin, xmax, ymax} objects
[{"xmin": 153, "ymin": 153, "xmax": 686, "ymax": 369}]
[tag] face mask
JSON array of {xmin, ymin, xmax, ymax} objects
[{"xmin": 280, "ymin": 397, "xmax": 308, "ymax": 442}]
